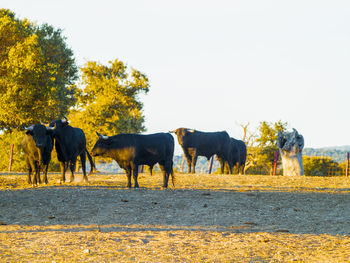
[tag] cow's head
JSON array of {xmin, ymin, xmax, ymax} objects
[
  {"xmin": 91, "ymin": 132, "xmax": 111, "ymax": 157},
  {"xmin": 48, "ymin": 116, "xmax": 69, "ymax": 136},
  {"xmin": 25, "ymin": 124, "xmax": 55, "ymax": 149},
  {"xmin": 169, "ymin": 128, "xmax": 195, "ymax": 146}
]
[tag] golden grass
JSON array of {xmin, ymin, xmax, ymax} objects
[
  {"xmin": 1, "ymin": 172, "xmax": 349, "ymax": 193},
  {"xmin": 1, "ymin": 224, "xmax": 350, "ymax": 262},
  {"xmin": 1, "ymin": 172, "xmax": 350, "ymax": 262}
]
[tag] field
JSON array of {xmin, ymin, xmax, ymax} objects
[{"xmin": 1, "ymin": 172, "xmax": 350, "ymax": 262}]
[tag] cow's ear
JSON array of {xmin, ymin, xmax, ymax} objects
[{"xmin": 25, "ymin": 130, "xmax": 33, "ymax": 135}]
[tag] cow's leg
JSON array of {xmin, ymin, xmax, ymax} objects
[
  {"xmin": 164, "ymin": 160, "xmax": 173, "ymax": 188},
  {"xmin": 27, "ymin": 167, "xmax": 32, "ymax": 185},
  {"xmin": 132, "ymin": 163, "xmax": 139, "ymax": 188},
  {"xmin": 69, "ymin": 157, "xmax": 77, "ymax": 183},
  {"xmin": 185, "ymin": 156, "xmax": 192, "ymax": 173},
  {"xmin": 32, "ymin": 161, "xmax": 40, "ymax": 186},
  {"xmin": 227, "ymin": 160, "xmax": 233, "ymax": 175},
  {"xmin": 42, "ymin": 164, "xmax": 49, "ymax": 184},
  {"xmin": 26, "ymin": 159, "xmax": 32, "ymax": 185},
  {"xmin": 60, "ymin": 161, "xmax": 68, "ymax": 183},
  {"xmin": 191, "ymin": 154, "xmax": 198, "ymax": 174},
  {"xmin": 37, "ymin": 163, "xmax": 42, "ymax": 184},
  {"xmin": 29, "ymin": 159, "xmax": 37, "ymax": 185},
  {"xmin": 241, "ymin": 163, "xmax": 246, "ymax": 175},
  {"xmin": 125, "ymin": 168, "xmax": 132, "ymax": 188},
  {"xmin": 80, "ymin": 152, "xmax": 88, "ymax": 183},
  {"xmin": 223, "ymin": 161, "xmax": 230, "ymax": 174},
  {"xmin": 159, "ymin": 163, "xmax": 169, "ymax": 188},
  {"xmin": 218, "ymin": 159, "xmax": 225, "ymax": 174},
  {"xmin": 32, "ymin": 168, "xmax": 37, "ymax": 186},
  {"xmin": 223, "ymin": 161, "xmax": 228, "ymax": 174}
]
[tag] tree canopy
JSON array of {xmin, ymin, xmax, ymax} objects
[
  {"xmin": 0, "ymin": 9, "xmax": 78, "ymax": 171},
  {"xmin": 243, "ymin": 120, "xmax": 288, "ymax": 174},
  {"xmin": 69, "ymin": 59, "xmax": 150, "ymax": 149},
  {"xmin": 0, "ymin": 9, "xmax": 78, "ymax": 130}
]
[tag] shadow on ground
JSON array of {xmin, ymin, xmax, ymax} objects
[{"xmin": 1, "ymin": 186, "xmax": 349, "ymax": 236}]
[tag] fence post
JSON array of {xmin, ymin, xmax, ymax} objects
[
  {"xmin": 208, "ymin": 156, "xmax": 214, "ymax": 174},
  {"xmin": 346, "ymin": 152, "xmax": 349, "ymax": 176},
  {"xmin": 8, "ymin": 143, "xmax": 14, "ymax": 172},
  {"xmin": 273, "ymin": 150, "xmax": 279, "ymax": 176}
]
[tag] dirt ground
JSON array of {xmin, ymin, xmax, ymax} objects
[{"xmin": 0, "ymin": 172, "xmax": 350, "ymax": 262}]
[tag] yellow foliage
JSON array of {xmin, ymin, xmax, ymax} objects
[
  {"xmin": 69, "ymin": 59, "xmax": 149, "ymax": 150},
  {"xmin": 0, "ymin": 9, "xmax": 78, "ymax": 129}
]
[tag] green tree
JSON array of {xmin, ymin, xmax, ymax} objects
[
  {"xmin": 0, "ymin": 9, "xmax": 78, "ymax": 130},
  {"xmin": 0, "ymin": 9, "xmax": 78, "ymax": 171},
  {"xmin": 303, "ymin": 156, "xmax": 340, "ymax": 176},
  {"xmin": 69, "ymin": 59, "xmax": 150, "ymax": 150},
  {"xmin": 244, "ymin": 120, "xmax": 288, "ymax": 174}
]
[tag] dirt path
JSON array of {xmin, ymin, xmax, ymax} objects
[
  {"xmin": 1, "ymin": 173, "xmax": 350, "ymax": 262},
  {"xmin": 1, "ymin": 186, "xmax": 350, "ymax": 235}
]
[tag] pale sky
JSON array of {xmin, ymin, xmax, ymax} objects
[{"xmin": 3, "ymin": 0, "xmax": 350, "ymax": 152}]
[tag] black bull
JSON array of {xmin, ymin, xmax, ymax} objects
[
  {"xmin": 170, "ymin": 128, "xmax": 233, "ymax": 174},
  {"xmin": 216, "ymin": 137, "xmax": 247, "ymax": 174},
  {"xmin": 49, "ymin": 118, "xmax": 95, "ymax": 183},
  {"xmin": 91, "ymin": 132, "xmax": 175, "ymax": 188},
  {"xmin": 21, "ymin": 124, "xmax": 54, "ymax": 185}
]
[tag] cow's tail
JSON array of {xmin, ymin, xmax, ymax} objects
[{"xmin": 85, "ymin": 149, "xmax": 96, "ymax": 175}]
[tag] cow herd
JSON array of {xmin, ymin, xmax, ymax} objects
[{"xmin": 22, "ymin": 117, "xmax": 247, "ymax": 188}]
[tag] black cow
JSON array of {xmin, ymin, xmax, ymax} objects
[
  {"xmin": 49, "ymin": 117, "xmax": 95, "ymax": 183},
  {"xmin": 217, "ymin": 138, "xmax": 247, "ymax": 174},
  {"xmin": 21, "ymin": 124, "xmax": 54, "ymax": 185},
  {"xmin": 170, "ymin": 128, "xmax": 233, "ymax": 174},
  {"xmin": 91, "ymin": 132, "xmax": 175, "ymax": 188},
  {"xmin": 235, "ymin": 139, "xmax": 247, "ymax": 174}
]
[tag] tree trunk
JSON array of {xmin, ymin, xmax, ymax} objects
[{"xmin": 278, "ymin": 129, "xmax": 304, "ymax": 176}]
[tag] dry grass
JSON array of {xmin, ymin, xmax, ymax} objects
[
  {"xmin": 1, "ymin": 225, "xmax": 350, "ymax": 262},
  {"xmin": 1, "ymin": 172, "xmax": 349, "ymax": 193},
  {"xmin": 1, "ymin": 172, "xmax": 350, "ymax": 262}
]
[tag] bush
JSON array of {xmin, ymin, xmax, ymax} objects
[{"xmin": 303, "ymin": 156, "xmax": 340, "ymax": 176}]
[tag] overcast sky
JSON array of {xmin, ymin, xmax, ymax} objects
[{"xmin": 3, "ymin": 0, "xmax": 350, "ymax": 151}]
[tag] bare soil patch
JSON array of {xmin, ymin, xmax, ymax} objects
[{"xmin": 1, "ymin": 173, "xmax": 350, "ymax": 262}]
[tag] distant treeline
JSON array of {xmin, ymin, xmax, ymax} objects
[
  {"xmin": 95, "ymin": 147, "xmax": 350, "ymax": 174},
  {"xmin": 303, "ymin": 147, "xmax": 350, "ymax": 164},
  {"xmin": 95, "ymin": 155, "xmax": 220, "ymax": 174}
]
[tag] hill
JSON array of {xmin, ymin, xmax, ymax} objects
[
  {"xmin": 303, "ymin": 146, "xmax": 350, "ymax": 163},
  {"xmin": 94, "ymin": 146, "xmax": 350, "ymax": 174}
]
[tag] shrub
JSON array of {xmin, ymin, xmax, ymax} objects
[{"xmin": 303, "ymin": 156, "xmax": 340, "ymax": 176}]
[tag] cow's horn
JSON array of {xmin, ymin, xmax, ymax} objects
[
  {"xmin": 25, "ymin": 125, "xmax": 34, "ymax": 131},
  {"xmin": 40, "ymin": 120, "xmax": 50, "ymax": 127},
  {"xmin": 168, "ymin": 130, "xmax": 175, "ymax": 133},
  {"xmin": 96, "ymin": 131, "xmax": 109, "ymax": 139},
  {"xmin": 46, "ymin": 123, "xmax": 56, "ymax": 130},
  {"xmin": 188, "ymin": 129, "xmax": 195, "ymax": 133},
  {"xmin": 62, "ymin": 116, "xmax": 69, "ymax": 123}
]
